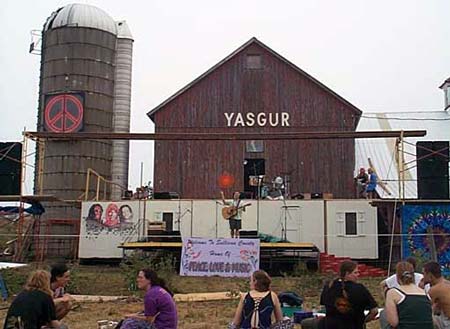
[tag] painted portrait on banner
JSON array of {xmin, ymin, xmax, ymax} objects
[
  {"xmin": 79, "ymin": 201, "xmax": 139, "ymax": 258},
  {"xmin": 180, "ymin": 238, "xmax": 260, "ymax": 277},
  {"xmin": 402, "ymin": 205, "xmax": 450, "ymax": 275}
]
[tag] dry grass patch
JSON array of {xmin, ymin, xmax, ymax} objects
[{"xmin": 0, "ymin": 265, "xmax": 384, "ymax": 328}]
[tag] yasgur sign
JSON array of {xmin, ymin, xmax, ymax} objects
[{"xmin": 224, "ymin": 112, "xmax": 290, "ymax": 127}]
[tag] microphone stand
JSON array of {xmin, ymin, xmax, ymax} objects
[
  {"xmin": 257, "ymin": 177, "xmax": 261, "ymax": 234},
  {"xmin": 252, "ymin": 162, "xmax": 261, "ymax": 235},
  {"xmin": 280, "ymin": 195, "xmax": 300, "ymax": 241},
  {"xmin": 215, "ymin": 200, "xmax": 223, "ymax": 238}
]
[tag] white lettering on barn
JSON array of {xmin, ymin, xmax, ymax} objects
[{"xmin": 224, "ymin": 112, "xmax": 290, "ymax": 127}]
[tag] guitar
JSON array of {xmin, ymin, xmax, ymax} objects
[{"xmin": 221, "ymin": 203, "xmax": 251, "ymax": 220}]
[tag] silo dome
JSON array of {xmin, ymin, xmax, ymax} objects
[{"xmin": 44, "ymin": 3, "xmax": 118, "ymax": 35}]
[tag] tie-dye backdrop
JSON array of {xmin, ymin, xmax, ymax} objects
[{"xmin": 402, "ymin": 205, "xmax": 450, "ymax": 276}]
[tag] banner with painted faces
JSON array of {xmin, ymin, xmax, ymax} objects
[
  {"xmin": 180, "ymin": 238, "xmax": 260, "ymax": 277},
  {"xmin": 79, "ymin": 201, "xmax": 140, "ymax": 258}
]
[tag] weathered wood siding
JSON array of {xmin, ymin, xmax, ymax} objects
[{"xmin": 152, "ymin": 42, "xmax": 360, "ymax": 198}]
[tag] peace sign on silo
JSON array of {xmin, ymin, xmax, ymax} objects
[{"xmin": 44, "ymin": 93, "xmax": 84, "ymax": 133}]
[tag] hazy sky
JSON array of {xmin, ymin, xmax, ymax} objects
[{"xmin": 1, "ymin": 0, "xmax": 449, "ymax": 193}]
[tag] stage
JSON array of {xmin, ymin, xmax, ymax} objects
[{"xmin": 119, "ymin": 241, "xmax": 320, "ymax": 274}]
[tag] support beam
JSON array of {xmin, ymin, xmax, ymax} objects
[{"xmin": 24, "ymin": 130, "xmax": 426, "ymax": 141}]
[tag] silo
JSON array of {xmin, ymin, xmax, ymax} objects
[
  {"xmin": 111, "ymin": 21, "xmax": 133, "ymax": 200},
  {"xmin": 34, "ymin": 4, "xmax": 120, "ymax": 219}
]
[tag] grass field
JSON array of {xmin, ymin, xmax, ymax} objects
[{"xmin": 0, "ymin": 264, "xmax": 383, "ymax": 328}]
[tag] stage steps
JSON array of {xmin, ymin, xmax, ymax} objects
[{"xmin": 319, "ymin": 252, "xmax": 387, "ymax": 278}]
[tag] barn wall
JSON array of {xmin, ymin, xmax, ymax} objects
[{"xmin": 153, "ymin": 42, "xmax": 359, "ymax": 199}]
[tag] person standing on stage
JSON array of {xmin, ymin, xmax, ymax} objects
[
  {"xmin": 366, "ymin": 168, "xmax": 378, "ymax": 199},
  {"xmin": 221, "ymin": 191, "xmax": 245, "ymax": 238}
]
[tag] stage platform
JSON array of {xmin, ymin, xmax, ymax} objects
[
  {"xmin": 121, "ymin": 241, "xmax": 316, "ymax": 249},
  {"xmin": 119, "ymin": 241, "xmax": 320, "ymax": 274}
]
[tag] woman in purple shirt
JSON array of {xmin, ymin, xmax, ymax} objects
[{"xmin": 120, "ymin": 269, "xmax": 177, "ymax": 329}]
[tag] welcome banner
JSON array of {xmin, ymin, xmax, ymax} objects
[{"xmin": 180, "ymin": 238, "xmax": 260, "ymax": 277}]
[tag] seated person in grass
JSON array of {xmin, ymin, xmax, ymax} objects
[
  {"xmin": 4, "ymin": 270, "xmax": 66, "ymax": 329},
  {"xmin": 423, "ymin": 261, "xmax": 450, "ymax": 329},
  {"xmin": 50, "ymin": 263, "xmax": 74, "ymax": 320},
  {"xmin": 383, "ymin": 261, "xmax": 433, "ymax": 329},
  {"xmin": 301, "ymin": 260, "xmax": 378, "ymax": 329},
  {"xmin": 379, "ymin": 257, "xmax": 427, "ymax": 329},
  {"xmin": 230, "ymin": 270, "xmax": 284, "ymax": 329},
  {"xmin": 118, "ymin": 269, "xmax": 177, "ymax": 329}
]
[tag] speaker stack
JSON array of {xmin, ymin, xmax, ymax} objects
[{"xmin": 416, "ymin": 141, "xmax": 449, "ymax": 199}]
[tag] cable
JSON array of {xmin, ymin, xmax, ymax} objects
[{"xmin": 361, "ymin": 115, "xmax": 450, "ymax": 121}]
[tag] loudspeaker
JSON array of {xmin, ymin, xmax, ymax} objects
[
  {"xmin": 0, "ymin": 142, "xmax": 22, "ymax": 195},
  {"xmin": 153, "ymin": 191, "xmax": 179, "ymax": 199},
  {"xmin": 418, "ymin": 178, "xmax": 449, "ymax": 200},
  {"xmin": 239, "ymin": 230, "xmax": 258, "ymax": 238},
  {"xmin": 417, "ymin": 142, "xmax": 449, "ymax": 178},
  {"xmin": 149, "ymin": 230, "xmax": 181, "ymax": 242},
  {"xmin": 122, "ymin": 190, "xmax": 133, "ymax": 200},
  {"xmin": 241, "ymin": 191, "xmax": 253, "ymax": 199},
  {"xmin": 417, "ymin": 141, "xmax": 449, "ymax": 199}
]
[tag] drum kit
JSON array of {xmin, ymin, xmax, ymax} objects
[{"xmin": 249, "ymin": 174, "xmax": 290, "ymax": 200}]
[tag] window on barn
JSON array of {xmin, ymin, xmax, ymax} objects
[
  {"xmin": 246, "ymin": 140, "xmax": 264, "ymax": 153},
  {"xmin": 246, "ymin": 54, "xmax": 262, "ymax": 69}
]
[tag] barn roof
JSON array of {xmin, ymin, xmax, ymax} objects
[
  {"xmin": 355, "ymin": 111, "xmax": 450, "ymax": 199},
  {"xmin": 147, "ymin": 37, "xmax": 362, "ymax": 121}
]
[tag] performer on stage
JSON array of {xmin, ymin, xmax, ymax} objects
[
  {"xmin": 366, "ymin": 168, "xmax": 378, "ymax": 199},
  {"xmin": 221, "ymin": 191, "xmax": 245, "ymax": 239},
  {"xmin": 355, "ymin": 167, "xmax": 369, "ymax": 198}
]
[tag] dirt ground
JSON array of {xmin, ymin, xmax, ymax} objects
[
  {"xmin": 64, "ymin": 301, "xmax": 381, "ymax": 329},
  {"xmin": 0, "ymin": 299, "xmax": 380, "ymax": 329},
  {"xmin": 0, "ymin": 266, "xmax": 383, "ymax": 328}
]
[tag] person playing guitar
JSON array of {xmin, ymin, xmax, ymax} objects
[{"xmin": 221, "ymin": 191, "xmax": 250, "ymax": 238}]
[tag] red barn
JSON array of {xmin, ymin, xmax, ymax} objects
[{"xmin": 147, "ymin": 38, "xmax": 361, "ymax": 199}]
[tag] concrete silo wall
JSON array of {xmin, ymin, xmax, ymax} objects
[
  {"xmin": 111, "ymin": 35, "xmax": 133, "ymax": 200},
  {"xmin": 35, "ymin": 27, "xmax": 117, "ymax": 218}
]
